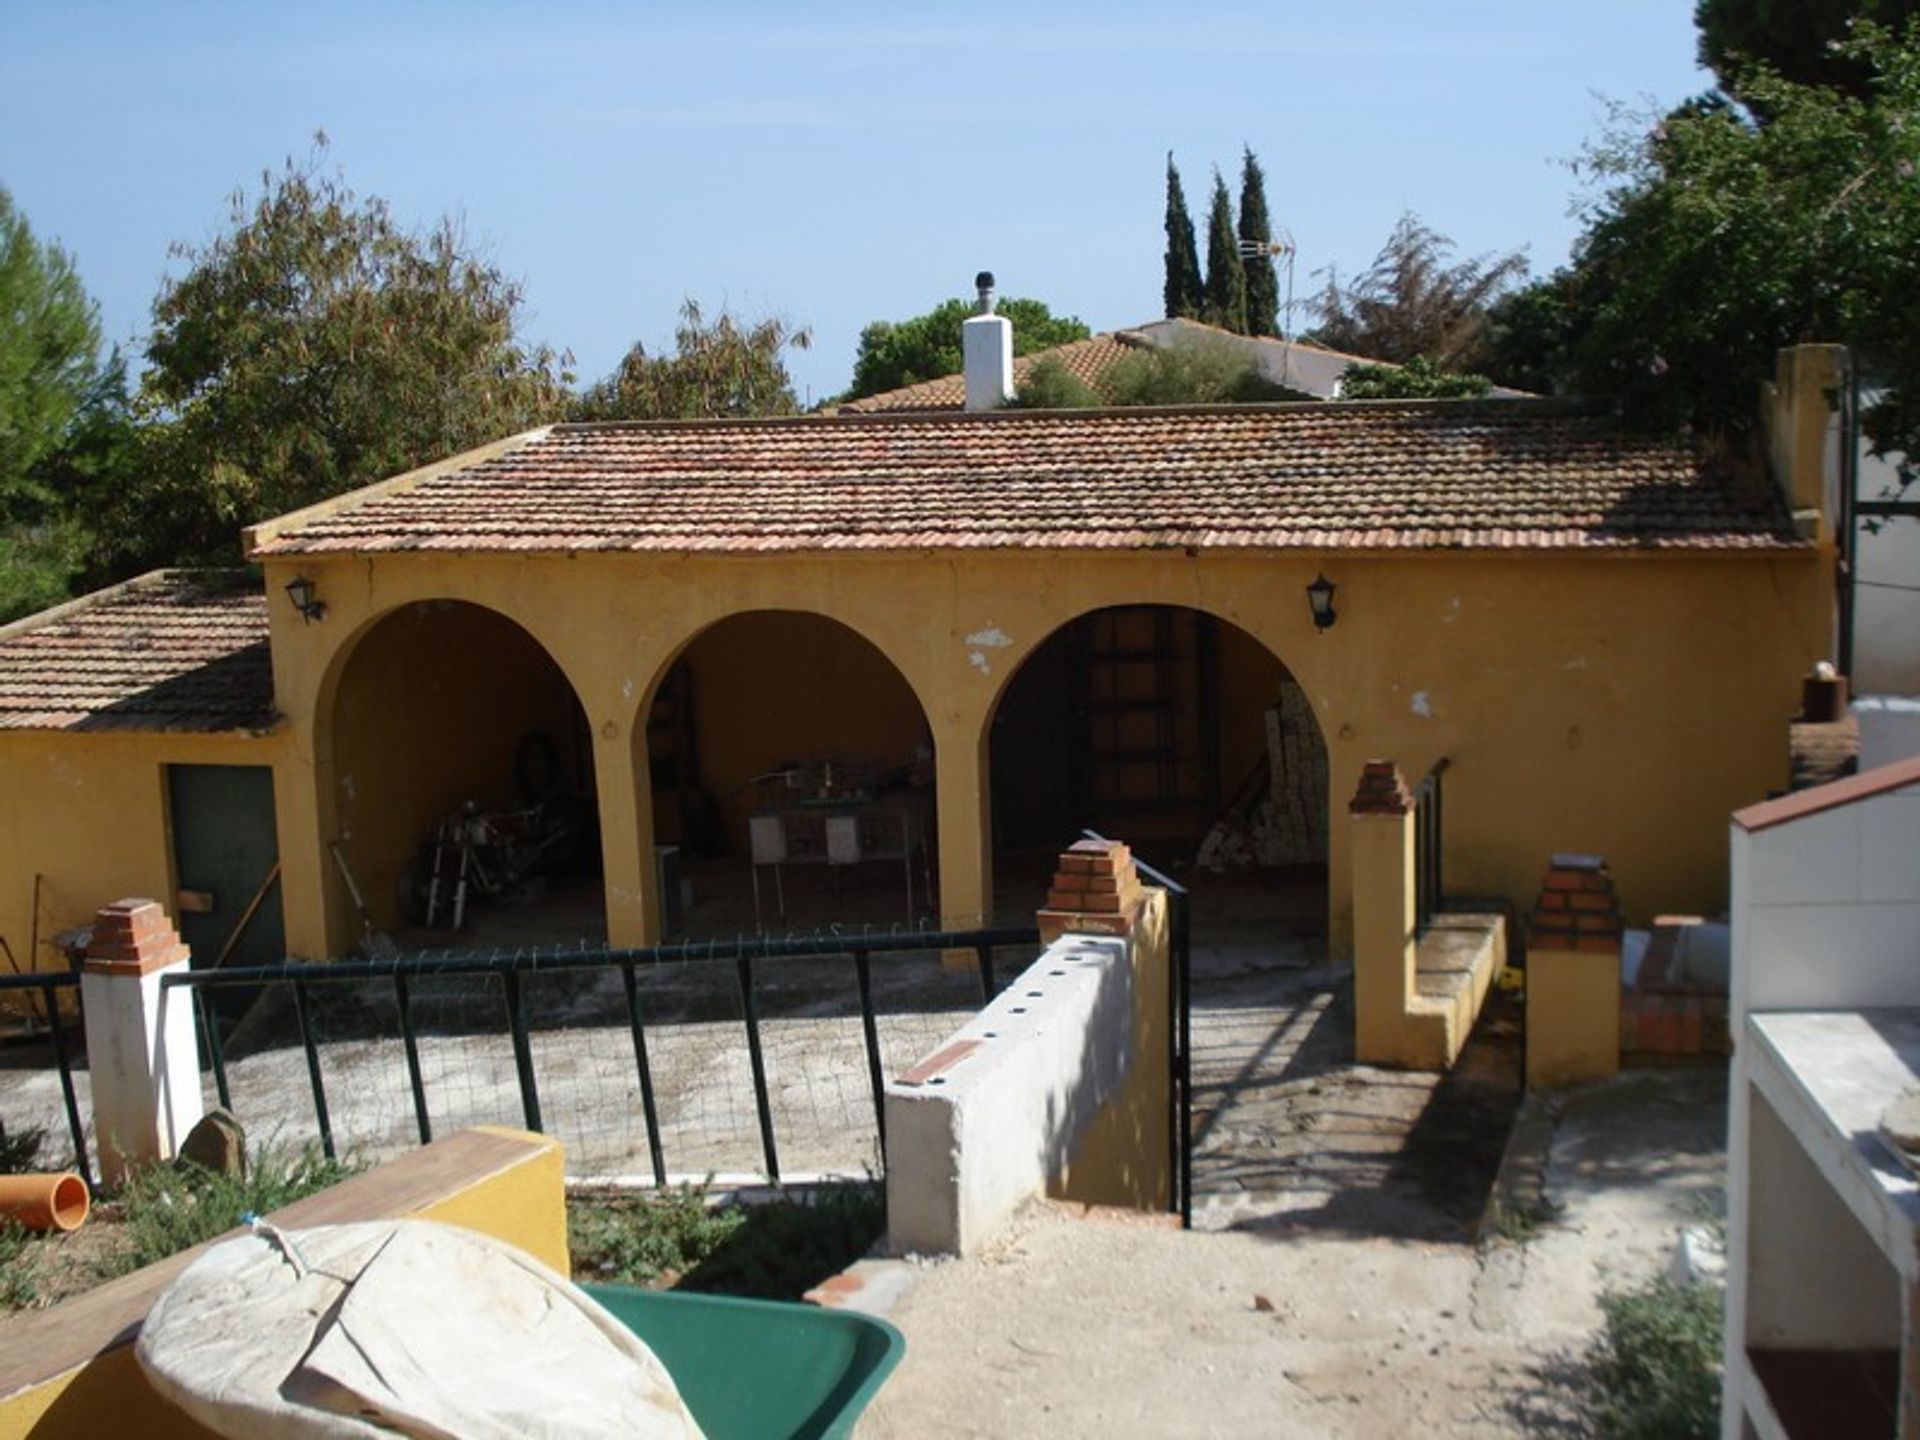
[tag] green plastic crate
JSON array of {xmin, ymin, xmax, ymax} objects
[{"xmin": 584, "ymin": 1284, "xmax": 904, "ymax": 1439}]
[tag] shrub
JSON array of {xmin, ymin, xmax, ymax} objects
[
  {"xmin": 1584, "ymin": 1277, "xmax": 1723, "ymax": 1440},
  {"xmin": 1010, "ymin": 356, "xmax": 1101, "ymax": 410},
  {"xmin": 1339, "ymin": 356, "xmax": 1493, "ymax": 400},
  {"xmin": 107, "ymin": 1144, "xmax": 360, "ymax": 1276}
]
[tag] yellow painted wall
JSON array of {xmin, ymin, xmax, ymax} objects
[
  {"xmin": 242, "ymin": 542, "xmax": 1825, "ymax": 963},
  {"xmin": 1055, "ymin": 888, "xmax": 1172, "ymax": 1211},
  {"xmin": 329, "ymin": 600, "xmax": 592, "ymax": 931},
  {"xmin": 0, "ymin": 729, "xmax": 286, "ymax": 1000}
]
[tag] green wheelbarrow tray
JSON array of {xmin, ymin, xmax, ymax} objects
[{"xmin": 583, "ymin": 1284, "xmax": 905, "ymax": 1439}]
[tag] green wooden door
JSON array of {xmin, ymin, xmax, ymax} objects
[{"xmin": 167, "ymin": 765, "xmax": 283, "ymax": 970}]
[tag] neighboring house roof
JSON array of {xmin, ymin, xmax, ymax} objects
[
  {"xmin": 0, "ymin": 571, "xmax": 275, "ymax": 733},
  {"xmin": 249, "ymin": 401, "xmax": 1803, "ymax": 559},
  {"xmin": 836, "ymin": 332, "xmax": 1153, "ymax": 414},
  {"xmin": 833, "ymin": 317, "xmax": 1528, "ymax": 414}
]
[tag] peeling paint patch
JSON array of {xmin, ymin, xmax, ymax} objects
[
  {"xmin": 1562, "ymin": 655, "xmax": 1590, "ymax": 671},
  {"xmin": 965, "ymin": 626, "xmax": 1013, "ymax": 649},
  {"xmin": 1442, "ymin": 596, "xmax": 1462, "ymax": 624},
  {"xmin": 1410, "ymin": 691, "xmax": 1433, "ymax": 719},
  {"xmin": 968, "ymin": 650, "xmax": 991, "ymax": 676},
  {"xmin": 342, "ymin": 774, "xmax": 356, "ymax": 802},
  {"xmin": 621, "ymin": 677, "xmax": 635, "ymax": 700}
]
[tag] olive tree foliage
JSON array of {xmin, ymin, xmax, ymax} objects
[
  {"xmin": 1546, "ymin": 23, "xmax": 1920, "ymax": 458},
  {"xmin": 1308, "ymin": 212, "xmax": 1527, "ymax": 369},
  {"xmin": 842, "ymin": 296, "xmax": 1089, "ymax": 401},
  {"xmin": 134, "ymin": 143, "xmax": 570, "ymax": 565},
  {"xmin": 575, "ymin": 301, "xmax": 810, "ymax": 420}
]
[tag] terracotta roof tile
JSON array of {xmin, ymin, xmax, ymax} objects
[
  {"xmin": 0, "ymin": 571, "xmax": 275, "ymax": 733},
  {"xmin": 836, "ymin": 332, "xmax": 1151, "ymax": 413},
  {"xmin": 251, "ymin": 402, "xmax": 1803, "ymax": 558}
]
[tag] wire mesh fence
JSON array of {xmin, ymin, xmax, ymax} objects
[{"xmin": 169, "ymin": 932, "xmax": 1037, "ymax": 1183}]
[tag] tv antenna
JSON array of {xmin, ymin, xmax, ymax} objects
[{"xmin": 1238, "ymin": 225, "xmax": 1299, "ymax": 342}]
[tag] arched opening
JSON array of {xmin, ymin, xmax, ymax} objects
[
  {"xmin": 641, "ymin": 610, "xmax": 936, "ymax": 934},
  {"xmin": 989, "ymin": 605, "xmax": 1328, "ymax": 955},
  {"xmin": 328, "ymin": 601, "xmax": 601, "ymax": 946}
]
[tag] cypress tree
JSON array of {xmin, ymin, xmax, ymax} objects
[
  {"xmin": 1202, "ymin": 170, "xmax": 1247, "ymax": 335},
  {"xmin": 1237, "ymin": 147, "xmax": 1280, "ymax": 338},
  {"xmin": 1162, "ymin": 155, "xmax": 1203, "ymax": 320}
]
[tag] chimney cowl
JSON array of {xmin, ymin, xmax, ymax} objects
[{"xmin": 975, "ymin": 271, "xmax": 997, "ymax": 316}]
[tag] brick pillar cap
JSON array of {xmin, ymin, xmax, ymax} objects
[{"xmin": 1348, "ymin": 759, "xmax": 1413, "ymax": 815}]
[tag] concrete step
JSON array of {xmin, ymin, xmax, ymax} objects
[{"xmin": 1407, "ymin": 911, "xmax": 1507, "ymax": 1068}]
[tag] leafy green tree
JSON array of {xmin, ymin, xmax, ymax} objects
[
  {"xmin": 0, "ymin": 190, "xmax": 101, "ymax": 517},
  {"xmin": 1555, "ymin": 24, "xmax": 1920, "ymax": 456},
  {"xmin": 1338, "ymin": 356, "xmax": 1493, "ymax": 400},
  {"xmin": 1202, "ymin": 172, "xmax": 1248, "ymax": 335},
  {"xmin": 1697, "ymin": 0, "xmax": 1919, "ymax": 94},
  {"xmin": 1237, "ymin": 148, "xmax": 1281, "ymax": 338},
  {"xmin": 843, "ymin": 296, "xmax": 1089, "ymax": 401},
  {"xmin": 576, "ymin": 302, "xmax": 810, "ymax": 420},
  {"xmin": 1477, "ymin": 279, "xmax": 1575, "ymax": 394},
  {"xmin": 136, "ymin": 142, "xmax": 570, "ymax": 566},
  {"xmin": 0, "ymin": 189, "xmax": 125, "ymax": 619},
  {"xmin": 1162, "ymin": 155, "xmax": 1203, "ymax": 320},
  {"xmin": 1309, "ymin": 212, "xmax": 1526, "ymax": 367}
]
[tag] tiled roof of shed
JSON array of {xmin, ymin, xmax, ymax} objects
[
  {"xmin": 835, "ymin": 332, "xmax": 1151, "ymax": 413},
  {"xmin": 250, "ymin": 401, "xmax": 1804, "ymax": 558},
  {"xmin": 0, "ymin": 571, "xmax": 275, "ymax": 733}
]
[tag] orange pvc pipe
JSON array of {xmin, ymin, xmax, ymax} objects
[{"xmin": 0, "ymin": 1172, "xmax": 90, "ymax": 1232}]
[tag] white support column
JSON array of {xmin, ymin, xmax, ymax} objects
[{"xmin": 81, "ymin": 899, "xmax": 204, "ymax": 1185}]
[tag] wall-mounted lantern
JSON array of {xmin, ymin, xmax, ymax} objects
[
  {"xmin": 1306, "ymin": 573, "xmax": 1337, "ymax": 631},
  {"xmin": 285, "ymin": 575, "xmax": 327, "ymax": 624}
]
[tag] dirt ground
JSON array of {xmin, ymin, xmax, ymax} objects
[{"xmin": 856, "ymin": 1062, "xmax": 1728, "ymax": 1439}]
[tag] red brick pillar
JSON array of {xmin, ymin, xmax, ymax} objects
[
  {"xmin": 81, "ymin": 899, "xmax": 204, "ymax": 1184},
  {"xmin": 1038, "ymin": 839, "xmax": 1147, "ymax": 943},
  {"xmin": 1525, "ymin": 854, "xmax": 1623, "ymax": 1088}
]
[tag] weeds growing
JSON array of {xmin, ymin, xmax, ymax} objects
[
  {"xmin": 106, "ymin": 1145, "xmax": 361, "ymax": 1277},
  {"xmin": 1584, "ymin": 1276, "xmax": 1723, "ymax": 1440},
  {"xmin": 569, "ymin": 1181, "xmax": 885, "ymax": 1301}
]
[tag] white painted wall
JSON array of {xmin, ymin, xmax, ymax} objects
[
  {"xmin": 962, "ymin": 313, "xmax": 1013, "ymax": 412},
  {"xmin": 1853, "ymin": 410, "xmax": 1919, "ymax": 695},
  {"xmin": 884, "ymin": 932, "xmax": 1132, "ymax": 1256},
  {"xmin": 1857, "ymin": 695, "xmax": 1920, "ymax": 769},
  {"xmin": 1730, "ymin": 778, "xmax": 1920, "ymax": 1014},
  {"xmin": 81, "ymin": 959, "xmax": 205, "ymax": 1184}
]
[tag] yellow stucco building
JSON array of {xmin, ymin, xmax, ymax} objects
[{"xmin": 0, "ymin": 349, "xmax": 1841, "ymax": 978}]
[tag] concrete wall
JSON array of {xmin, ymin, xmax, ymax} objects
[
  {"xmin": 0, "ymin": 1127, "xmax": 567, "ymax": 1440},
  {"xmin": 247, "ymin": 541, "xmax": 1824, "ymax": 964},
  {"xmin": 884, "ymin": 888, "xmax": 1169, "ymax": 1256}
]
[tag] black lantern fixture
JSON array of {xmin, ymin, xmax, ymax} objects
[
  {"xmin": 1306, "ymin": 573, "xmax": 1337, "ymax": 631},
  {"xmin": 285, "ymin": 575, "xmax": 326, "ymax": 624}
]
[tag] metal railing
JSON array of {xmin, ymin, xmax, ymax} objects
[
  {"xmin": 1413, "ymin": 757, "xmax": 1451, "ymax": 934},
  {"xmin": 0, "ymin": 970, "xmax": 90, "ymax": 1187},
  {"xmin": 162, "ymin": 927, "xmax": 1038, "ymax": 1186}
]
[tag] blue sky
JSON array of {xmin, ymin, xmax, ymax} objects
[{"xmin": 1, "ymin": 3, "xmax": 1709, "ymax": 405}]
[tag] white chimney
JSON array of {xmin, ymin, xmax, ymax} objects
[{"xmin": 962, "ymin": 270, "xmax": 1014, "ymax": 411}]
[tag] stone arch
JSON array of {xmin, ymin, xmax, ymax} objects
[
  {"xmin": 984, "ymin": 601, "xmax": 1330, "ymax": 949},
  {"xmin": 629, "ymin": 608, "xmax": 939, "ymax": 934},
  {"xmin": 321, "ymin": 598, "xmax": 601, "ymax": 942}
]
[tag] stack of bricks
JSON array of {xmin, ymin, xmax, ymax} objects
[
  {"xmin": 84, "ymin": 898, "xmax": 190, "ymax": 975},
  {"xmin": 1529, "ymin": 853, "xmax": 1623, "ymax": 953},
  {"xmin": 1621, "ymin": 914, "xmax": 1731, "ymax": 1058},
  {"xmin": 1347, "ymin": 758, "xmax": 1412, "ymax": 816},
  {"xmin": 1038, "ymin": 839, "xmax": 1147, "ymax": 943}
]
